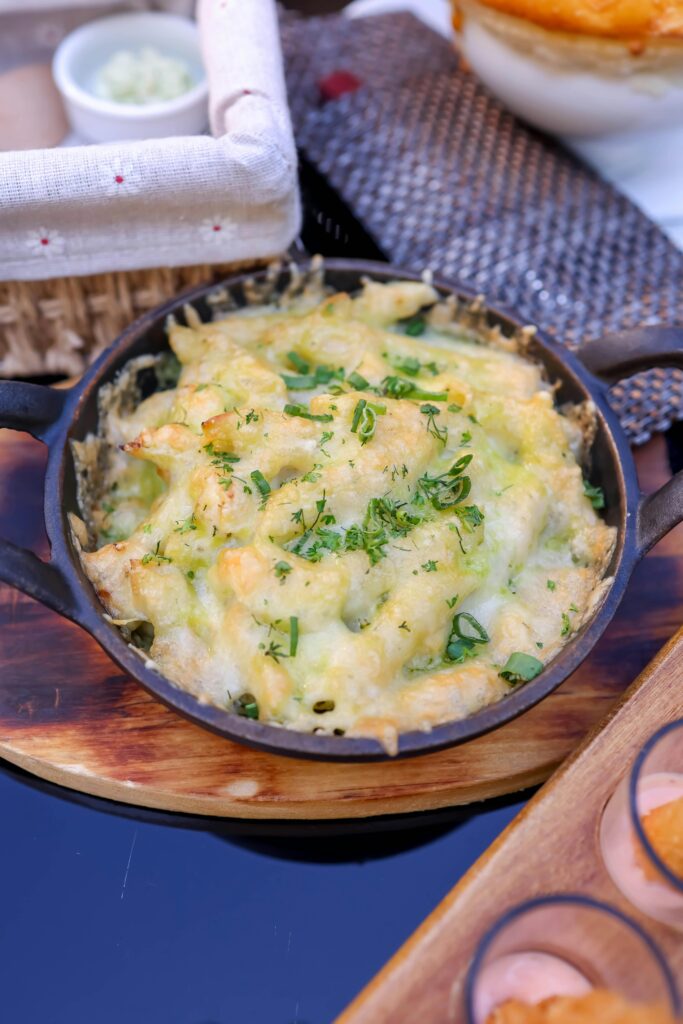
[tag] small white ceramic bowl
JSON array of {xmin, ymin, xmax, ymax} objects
[{"xmin": 52, "ymin": 12, "xmax": 209, "ymax": 143}]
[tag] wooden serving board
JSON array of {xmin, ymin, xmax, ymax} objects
[
  {"xmin": 337, "ymin": 628, "xmax": 683, "ymax": 1023},
  {"xmin": 0, "ymin": 429, "xmax": 681, "ymax": 820}
]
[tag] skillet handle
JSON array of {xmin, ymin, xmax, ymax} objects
[
  {"xmin": 0, "ymin": 381, "xmax": 80, "ymax": 621},
  {"xmin": 578, "ymin": 326, "xmax": 683, "ymax": 557}
]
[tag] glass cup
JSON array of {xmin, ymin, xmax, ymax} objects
[
  {"xmin": 600, "ymin": 719, "xmax": 683, "ymax": 931},
  {"xmin": 464, "ymin": 894, "xmax": 680, "ymax": 1024}
]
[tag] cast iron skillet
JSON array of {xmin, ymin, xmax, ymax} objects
[{"xmin": 1, "ymin": 259, "xmax": 682, "ymax": 761}]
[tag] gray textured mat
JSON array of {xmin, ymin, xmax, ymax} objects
[{"xmin": 281, "ymin": 10, "xmax": 683, "ymax": 444}]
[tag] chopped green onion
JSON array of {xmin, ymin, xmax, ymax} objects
[
  {"xmin": 348, "ymin": 371, "xmax": 371, "ymax": 391},
  {"xmin": 445, "ymin": 611, "xmax": 490, "ymax": 663},
  {"xmin": 383, "ymin": 375, "xmax": 447, "ymax": 402},
  {"xmin": 284, "ymin": 403, "xmax": 334, "ymax": 423},
  {"xmin": 289, "ymin": 615, "xmax": 299, "ymax": 657},
  {"xmin": 350, "ymin": 399, "xmax": 386, "ymax": 445},
  {"xmin": 233, "ymin": 693, "xmax": 259, "ymax": 719},
  {"xmin": 404, "ymin": 316, "xmax": 426, "ymax": 337},
  {"xmin": 250, "ymin": 470, "xmax": 271, "ymax": 498},
  {"xmin": 287, "ymin": 351, "xmax": 310, "ymax": 374},
  {"xmin": 499, "ymin": 652, "xmax": 544, "ymax": 685}
]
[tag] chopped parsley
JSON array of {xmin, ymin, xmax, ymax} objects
[
  {"xmin": 422, "ymin": 560, "xmax": 438, "ymax": 572},
  {"xmin": 141, "ymin": 541, "xmax": 172, "ymax": 566},
  {"xmin": 499, "ymin": 652, "xmax": 543, "ymax": 685},
  {"xmin": 420, "ymin": 403, "xmax": 448, "ymax": 444},
  {"xmin": 583, "ymin": 478, "xmax": 605, "ymax": 510},
  {"xmin": 547, "ymin": 579, "xmax": 556, "ymax": 591},
  {"xmin": 284, "ymin": 403, "xmax": 334, "ymax": 423},
  {"xmin": 398, "ymin": 621, "xmax": 411, "ymax": 632},
  {"xmin": 203, "ymin": 442, "xmax": 241, "ymax": 488},
  {"xmin": 561, "ymin": 612, "xmax": 571, "ymax": 637},
  {"xmin": 174, "ymin": 514, "xmax": 197, "ymax": 534},
  {"xmin": 274, "ymin": 560, "xmax": 292, "ymax": 582},
  {"xmin": 264, "ymin": 641, "xmax": 288, "ymax": 664}
]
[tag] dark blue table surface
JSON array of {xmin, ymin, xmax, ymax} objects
[{"xmin": 0, "ymin": 759, "xmax": 525, "ymax": 1024}]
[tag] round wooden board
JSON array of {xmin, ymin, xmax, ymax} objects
[{"xmin": 1, "ymin": 431, "xmax": 681, "ymax": 820}]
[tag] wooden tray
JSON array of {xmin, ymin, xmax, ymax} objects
[
  {"xmin": 338, "ymin": 627, "xmax": 683, "ymax": 1022},
  {"xmin": 0, "ymin": 430, "xmax": 681, "ymax": 820}
]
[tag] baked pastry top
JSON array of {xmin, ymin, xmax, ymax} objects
[{"xmin": 459, "ymin": 0, "xmax": 683, "ymax": 39}]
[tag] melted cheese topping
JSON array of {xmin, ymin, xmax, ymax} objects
[{"xmin": 76, "ymin": 280, "xmax": 615, "ymax": 751}]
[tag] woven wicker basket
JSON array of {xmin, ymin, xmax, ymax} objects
[{"xmin": 0, "ymin": 262, "xmax": 266, "ymax": 379}]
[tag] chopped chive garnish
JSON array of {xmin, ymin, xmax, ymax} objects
[
  {"xmin": 284, "ymin": 403, "xmax": 334, "ymax": 423},
  {"xmin": 350, "ymin": 399, "xmax": 386, "ymax": 445},
  {"xmin": 583, "ymin": 478, "xmax": 605, "ymax": 510},
  {"xmin": 499, "ymin": 652, "xmax": 543, "ymax": 685},
  {"xmin": 289, "ymin": 616, "xmax": 299, "ymax": 657},
  {"xmin": 445, "ymin": 611, "xmax": 489, "ymax": 663},
  {"xmin": 404, "ymin": 315, "xmax": 426, "ymax": 337},
  {"xmin": 416, "ymin": 454, "xmax": 472, "ymax": 510},
  {"xmin": 287, "ymin": 351, "xmax": 310, "ymax": 374},
  {"xmin": 233, "ymin": 693, "xmax": 259, "ymax": 719},
  {"xmin": 282, "ymin": 364, "xmax": 344, "ymax": 390},
  {"xmin": 382, "ymin": 375, "xmax": 447, "ymax": 402},
  {"xmin": 388, "ymin": 354, "xmax": 421, "ymax": 376},
  {"xmin": 547, "ymin": 579, "xmax": 556, "ymax": 591},
  {"xmin": 348, "ymin": 370, "xmax": 370, "ymax": 390},
  {"xmin": 250, "ymin": 470, "xmax": 271, "ymax": 498}
]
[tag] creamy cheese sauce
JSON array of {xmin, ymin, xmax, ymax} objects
[{"xmin": 75, "ymin": 279, "xmax": 616, "ymax": 750}]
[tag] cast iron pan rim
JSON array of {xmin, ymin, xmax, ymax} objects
[{"xmin": 45, "ymin": 259, "xmax": 640, "ymax": 761}]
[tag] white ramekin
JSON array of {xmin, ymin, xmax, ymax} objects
[
  {"xmin": 454, "ymin": 3, "xmax": 683, "ymax": 137},
  {"xmin": 52, "ymin": 12, "xmax": 209, "ymax": 143}
]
